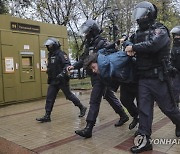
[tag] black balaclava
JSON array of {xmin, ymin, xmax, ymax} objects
[{"xmin": 173, "ymin": 35, "xmax": 180, "ymax": 47}]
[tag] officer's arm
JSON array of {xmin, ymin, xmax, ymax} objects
[
  {"xmin": 73, "ymin": 47, "xmax": 90, "ymax": 69},
  {"xmin": 73, "ymin": 53, "xmax": 87, "ymax": 69},
  {"xmin": 132, "ymin": 26, "xmax": 170, "ymax": 54},
  {"xmin": 60, "ymin": 52, "xmax": 71, "ymax": 70},
  {"xmin": 170, "ymin": 49, "xmax": 176, "ymax": 66}
]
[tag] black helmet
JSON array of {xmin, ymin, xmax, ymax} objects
[
  {"xmin": 170, "ymin": 26, "xmax": 180, "ymax": 35},
  {"xmin": 79, "ymin": 19, "xmax": 101, "ymax": 40},
  {"xmin": 170, "ymin": 26, "xmax": 180, "ymax": 46},
  {"xmin": 132, "ymin": 1, "xmax": 157, "ymax": 30},
  {"xmin": 44, "ymin": 37, "xmax": 61, "ymax": 52}
]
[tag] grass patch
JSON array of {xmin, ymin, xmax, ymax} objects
[{"xmin": 70, "ymin": 77, "xmax": 91, "ymax": 90}]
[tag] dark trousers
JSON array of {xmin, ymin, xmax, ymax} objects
[
  {"xmin": 138, "ymin": 78, "xmax": 180, "ymax": 136},
  {"xmin": 120, "ymin": 82, "xmax": 139, "ymax": 118},
  {"xmin": 173, "ymin": 73, "xmax": 180, "ymax": 104},
  {"xmin": 45, "ymin": 82, "xmax": 82, "ymax": 112},
  {"xmin": 86, "ymin": 75, "xmax": 126, "ymax": 123}
]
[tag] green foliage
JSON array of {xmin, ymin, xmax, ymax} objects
[
  {"xmin": 70, "ymin": 77, "xmax": 91, "ymax": 90},
  {"xmin": 0, "ymin": 0, "xmax": 8, "ymax": 14},
  {"xmin": 148, "ymin": 0, "xmax": 180, "ymax": 29},
  {"xmin": 69, "ymin": 39, "xmax": 83, "ymax": 60}
]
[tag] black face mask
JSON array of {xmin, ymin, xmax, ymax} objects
[
  {"xmin": 47, "ymin": 45, "xmax": 57, "ymax": 53},
  {"xmin": 137, "ymin": 18, "xmax": 151, "ymax": 30},
  {"xmin": 85, "ymin": 32, "xmax": 94, "ymax": 42},
  {"xmin": 173, "ymin": 38, "xmax": 180, "ymax": 46}
]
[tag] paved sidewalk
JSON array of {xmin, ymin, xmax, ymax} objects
[{"xmin": 0, "ymin": 90, "xmax": 180, "ymax": 154}]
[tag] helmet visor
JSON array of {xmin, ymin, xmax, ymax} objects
[
  {"xmin": 78, "ymin": 25, "xmax": 91, "ymax": 37},
  {"xmin": 170, "ymin": 27, "xmax": 180, "ymax": 35},
  {"xmin": 132, "ymin": 8, "xmax": 149, "ymax": 21},
  {"xmin": 44, "ymin": 39, "xmax": 54, "ymax": 46}
]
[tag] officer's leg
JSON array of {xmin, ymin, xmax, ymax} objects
[
  {"xmin": 131, "ymin": 79, "xmax": 154, "ymax": 153},
  {"xmin": 120, "ymin": 83, "xmax": 139, "ymax": 129},
  {"xmin": 153, "ymin": 79, "xmax": 180, "ymax": 137},
  {"xmin": 86, "ymin": 80, "xmax": 104, "ymax": 122},
  {"xmin": 36, "ymin": 84, "xmax": 59, "ymax": 122},
  {"xmin": 104, "ymin": 88, "xmax": 129, "ymax": 127},
  {"xmin": 173, "ymin": 74, "xmax": 180, "ymax": 107},
  {"xmin": 138, "ymin": 79, "xmax": 154, "ymax": 136},
  {"xmin": 75, "ymin": 78, "xmax": 104, "ymax": 138},
  {"xmin": 60, "ymin": 83, "xmax": 87, "ymax": 117}
]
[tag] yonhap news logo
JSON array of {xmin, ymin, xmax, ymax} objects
[
  {"xmin": 150, "ymin": 138, "xmax": 180, "ymax": 145},
  {"xmin": 134, "ymin": 135, "xmax": 180, "ymax": 146}
]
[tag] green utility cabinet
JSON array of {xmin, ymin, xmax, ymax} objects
[{"xmin": 0, "ymin": 15, "xmax": 68, "ymax": 105}]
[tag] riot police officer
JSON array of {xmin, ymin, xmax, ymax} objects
[
  {"xmin": 125, "ymin": 1, "xmax": 180, "ymax": 153},
  {"xmin": 36, "ymin": 38, "xmax": 87, "ymax": 122},
  {"xmin": 67, "ymin": 19, "xmax": 129, "ymax": 138},
  {"xmin": 170, "ymin": 26, "xmax": 180, "ymax": 107}
]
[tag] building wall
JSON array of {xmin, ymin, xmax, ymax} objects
[{"xmin": 0, "ymin": 15, "xmax": 68, "ymax": 105}]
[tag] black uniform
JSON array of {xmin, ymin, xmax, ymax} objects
[
  {"xmin": 45, "ymin": 49, "xmax": 84, "ymax": 113},
  {"xmin": 36, "ymin": 38, "xmax": 86, "ymax": 123},
  {"xmin": 131, "ymin": 22, "xmax": 180, "ymax": 139},
  {"xmin": 171, "ymin": 40, "xmax": 180, "ymax": 106},
  {"xmin": 74, "ymin": 35, "xmax": 128, "ymax": 124},
  {"xmin": 129, "ymin": 2, "xmax": 180, "ymax": 153}
]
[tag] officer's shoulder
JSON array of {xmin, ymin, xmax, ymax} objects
[
  {"xmin": 57, "ymin": 50, "xmax": 66, "ymax": 56},
  {"xmin": 58, "ymin": 50, "xmax": 69, "ymax": 60},
  {"xmin": 152, "ymin": 22, "xmax": 166, "ymax": 29},
  {"xmin": 152, "ymin": 22, "xmax": 170, "ymax": 35}
]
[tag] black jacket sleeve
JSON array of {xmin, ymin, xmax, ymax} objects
[
  {"xmin": 59, "ymin": 51, "xmax": 71, "ymax": 71},
  {"xmin": 132, "ymin": 24, "xmax": 170, "ymax": 54},
  {"xmin": 73, "ymin": 50, "xmax": 89, "ymax": 69}
]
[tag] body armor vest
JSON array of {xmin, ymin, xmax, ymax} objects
[
  {"xmin": 47, "ymin": 50, "xmax": 63, "ymax": 81},
  {"xmin": 134, "ymin": 23, "xmax": 170, "ymax": 72}
]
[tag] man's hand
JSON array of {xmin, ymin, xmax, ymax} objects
[
  {"xmin": 67, "ymin": 66, "xmax": 74, "ymax": 71},
  {"xmin": 66, "ymin": 66, "xmax": 74, "ymax": 75},
  {"xmin": 116, "ymin": 37, "xmax": 126, "ymax": 45},
  {"xmin": 125, "ymin": 46, "xmax": 136, "ymax": 56}
]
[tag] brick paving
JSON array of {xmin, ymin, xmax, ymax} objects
[{"xmin": 0, "ymin": 90, "xmax": 179, "ymax": 154}]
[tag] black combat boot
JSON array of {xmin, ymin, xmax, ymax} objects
[
  {"xmin": 130, "ymin": 134, "xmax": 152, "ymax": 153},
  {"xmin": 175, "ymin": 124, "xmax": 180, "ymax": 137},
  {"xmin": 129, "ymin": 117, "xmax": 139, "ymax": 130},
  {"xmin": 114, "ymin": 115, "xmax": 129, "ymax": 127},
  {"xmin": 36, "ymin": 111, "xmax": 51, "ymax": 122},
  {"xmin": 75, "ymin": 122, "xmax": 94, "ymax": 138},
  {"xmin": 79, "ymin": 106, "xmax": 87, "ymax": 117}
]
